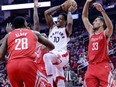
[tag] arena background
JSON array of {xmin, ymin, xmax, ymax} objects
[{"xmin": 0, "ymin": 0, "xmax": 116, "ymax": 86}]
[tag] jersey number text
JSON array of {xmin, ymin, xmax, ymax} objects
[
  {"xmin": 92, "ymin": 42, "xmax": 98, "ymax": 51},
  {"xmin": 15, "ymin": 38, "xmax": 28, "ymax": 50}
]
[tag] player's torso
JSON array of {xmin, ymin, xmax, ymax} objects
[
  {"xmin": 8, "ymin": 29, "xmax": 37, "ymax": 61},
  {"xmin": 48, "ymin": 26, "xmax": 69, "ymax": 51},
  {"xmin": 88, "ymin": 31, "xmax": 110, "ymax": 63}
]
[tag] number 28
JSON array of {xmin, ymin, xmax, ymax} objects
[{"xmin": 15, "ymin": 38, "xmax": 28, "ymax": 50}]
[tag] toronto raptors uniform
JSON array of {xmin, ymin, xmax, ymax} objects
[
  {"xmin": 7, "ymin": 29, "xmax": 40, "ymax": 87},
  {"xmin": 84, "ymin": 31, "xmax": 115, "ymax": 87},
  {"xmin": 48, "ymin": 26, "xmax": 69, "ymax": 83}
]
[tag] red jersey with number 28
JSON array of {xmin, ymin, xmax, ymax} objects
[
  {"xmin": 88, "ymin": 31, "xmax": 110, "ymax": 64},
  {"xmin": 8, "ymin": 29, "xmax": 37, "ymax": 61}
]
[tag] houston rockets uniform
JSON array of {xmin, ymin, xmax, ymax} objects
[
  {"xmin": 47, "ymin": 26, "xmax": 69, "ymax": 83},
  {"xmin": 7, "ymin": 29, "xmax": 39, "ymax": 87},
  {"xmin": 35, "ymin": 45, "xmax": 50, "ymax": 87},
  {"xmin": 84, "ymin": 31, "xmax": 116, "ymax": 87}
]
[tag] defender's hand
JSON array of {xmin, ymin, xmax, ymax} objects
[
  {"xmin": 6, "ymin": 23, "xmax": 12, "ymax": 33},
  {"xmin": 34, "ymin": 0, "xmax": 40, "ymax": 8},
  {"xmin": 68, "ymin": 5, "xmax": 77, "ymax": 13},
  {"xmin": 93, "ymin": 2, "xmax": 104, "ymax": 12},
  {"xmin": 86, "ymin": 0, "xmax": 93, "ymax": 2}
]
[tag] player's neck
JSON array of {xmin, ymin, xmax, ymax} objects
[
  {"xmin": 94, "ymin": 28, "xmax": 104, "ymax": 34},
  {"xmin": 57, "ymin": 25, "xmax": 65, "ymax": 28}
]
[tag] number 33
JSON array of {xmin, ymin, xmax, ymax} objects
[{"xmin": 92, "ymin": 42, "xmax": 98, "ymax": 51}]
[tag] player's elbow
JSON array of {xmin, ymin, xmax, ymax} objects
[
  {"xmin": 49, "ymin": 44, "xmax": 55, "ymax": 51},
  {"xmin": 82, "ymin": 13, "xmax": 88, "ymax": 20},
  {"xmin": 108, "ymin": 24, "xmax": 113, "ymax": 31},
  {"xmin": 67, "ymin": 22, "xmax": 73, "ymax": 27},
  {"xmin": 82, "ymin": 15, "xmax": 86, "ymax": 20},
  {"xmin": 44, "ymin": 10, "xmax": 50, "ymax": 15}
]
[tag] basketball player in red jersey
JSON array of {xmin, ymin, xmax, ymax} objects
[
  {"xmin": 33, "ymin": 0, "xmax": 52, "ymax": 86},
  {"xmin": 82, "ymin": 0, "xmax": 116, "ymax": 86},
  {"xmin": 0, "ymin": 16, "xmax": 54, "ymax": 87}
]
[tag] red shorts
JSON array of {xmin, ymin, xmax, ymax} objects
[
  {"xmin": 84, "ymin": 62, "xmax": 116, "ymax": 87},
  {"xmin": 6, "ymin": 59, "xmax": 39, "ymax": 87}
]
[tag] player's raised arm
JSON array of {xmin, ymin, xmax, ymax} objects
[
  {"xmin": 33, "ymin": 0, "xmax": 40, "ymax": 32},
  {"xmin": 82, "ymin": 0, "xmax": 93, "ymax": 35},
  {"xmin": 66, "ymin": 6, "xmax": 77, "ymax": 37},
  {"xmin": 44, "ymin": 5, "xmax": 62, "ymax": 29},
  {"xmin": 93, "ymin": 2, "xmax": 113, "ymax": 38},
  {"xmin": 33, "ymin": 31, "xmax": 55, "ymax": 50},
  {"xmin": 0, "ymin": 34, "xmax": 9, "ymax": 61}
]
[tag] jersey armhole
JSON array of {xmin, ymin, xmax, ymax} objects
[
  {"xmin": 89, "ymin": 33, "xmax": 94, "ymax": 39},
  {"xmin": 49, "ymin": 25, "xmax": 57, "ymax": 34}
]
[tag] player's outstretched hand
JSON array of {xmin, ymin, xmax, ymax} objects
[
  {"xmin": 60, "ymin": 1, "xmax": 67, "ymax": 11},
  {"xmin": 86, "ymin": 0, "xmax": 93, "ymax": 2},
  {"xmin": 34, "ymin": 0, "xmax": 40, "ymax": 8},
  {"xmin": 93, "ymin": 2, "xmax": 104, "ymax": 12},
  {"xmin": 68, "ymin": 5, "xmax": 77, "ymax": 13},
  {"xmin": 6, "ymin": 23, "xmax": 12, "ymax": 33}
]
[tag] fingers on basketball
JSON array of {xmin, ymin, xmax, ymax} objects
[{"xmin": 63, "ymin": 0, "xmax": 77, "ymax": 12}]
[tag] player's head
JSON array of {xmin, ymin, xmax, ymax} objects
[
  {"xmin": 13, "ymin": 16, "xmax": 28, "ymax": 29},
  {"xmin": 56, "ymin": 13, "xmax": 67, "ymax": 27},
  {"xmin": 92, "ymin": 16, "xmax": 106, "ymax": 30}
]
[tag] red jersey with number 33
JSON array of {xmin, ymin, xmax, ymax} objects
[
  {"xmin": 8, "ymin": 29, "xmax": 37, "ymax": 61},
  {"xmin": 88, "ymin": 31, "xmax": 110, "ymax": 64}
]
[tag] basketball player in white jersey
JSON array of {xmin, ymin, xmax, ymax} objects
[{"xmin": 43, "ymin": 2, "xmax": 77, "ymax": 87}]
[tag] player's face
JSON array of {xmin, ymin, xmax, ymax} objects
[
  {"xmin": 92, "ymin": 18, "xmax": 102, "ymax": 30},
  {"xmin": 57, "ymin": 15, "xmax": 66, "ymax": 27}
]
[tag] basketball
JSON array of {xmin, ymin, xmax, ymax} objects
[{"xmin": 63, "ymin": 0, "xmax": 77, "ymax": 12}]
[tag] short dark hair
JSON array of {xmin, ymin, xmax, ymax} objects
[
  {"xmin": 97, "ymin": 16, "xmax": 106, "ymax": 29},
  {"xmin": 13, "ymin": 16, "xmax": 26, "ymax": 28},
  {"xmin": 59, "ymin": 13, "xmax": 67, "ymax": 21}
]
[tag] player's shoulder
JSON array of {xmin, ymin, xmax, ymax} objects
[{"xmin": 32, "ymin": 30, "xmax": 41, "ymax": 35}]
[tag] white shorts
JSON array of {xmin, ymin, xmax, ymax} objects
[
  {"xmin": 50, "ymin": 49, "xmax": 69, "ymax": 67},
  {"xmin": 49, "ymin": 50, "xmax": 69, "ymax": 83}
]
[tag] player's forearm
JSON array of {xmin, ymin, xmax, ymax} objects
[
  {"xmin": 101, "ymin": 10, "xmax": 113, "ymax": 30},
  {"xmin": 0, "ymin": 38, "xmax": 4, "ymax": 45},
  {"xmin": 45, "ymin": 5, "xmax": 62, "ymax": 15},
  {"xmin": 33, "ymin": 7, "xmax": 40, "ymax": 32},
  {"xmin": 82, "ymin": 1, "xmax": 90, "ymax": 18},
  {"xmin": 67, "ymin": 11, "xmax": 73, "ymax": 36},
  {"xmin": 67, "ymin": 11, "xmax": 73, "ymax": 25},
  {"xmin": 41, "ymin": 39, "xmax": 55, "ymax": 51},
  {"xmin": 0, "ymin": 55, "xmax": 6, "ymax": 62},
  {"xmin": 0, "ymin": 49, "xmax": 5, "ymax": 60}
]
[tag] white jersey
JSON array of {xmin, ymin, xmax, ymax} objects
[{"xmin": 48, "ymin": 26, "xmax": 70, "ymax": 51}]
